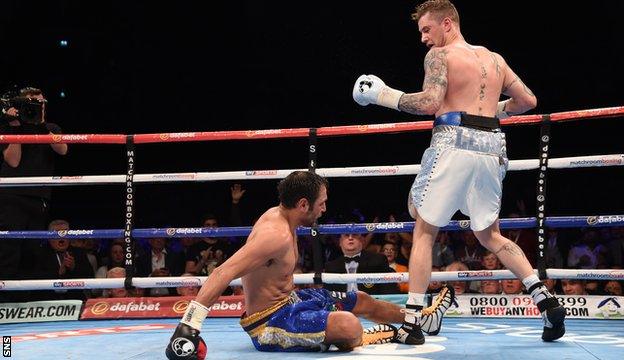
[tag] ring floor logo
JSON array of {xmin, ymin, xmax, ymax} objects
[
  {"xmin": 445, "ymin": 322, "xmax": 624, "ymax": 348},
  {"xmin": 324, "ymin": 337, "xmax": 446, "ymax": 359}
]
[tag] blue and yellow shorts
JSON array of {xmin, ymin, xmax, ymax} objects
[{"xmin": 239, "ymin": 288, "xmax": 358, "ymax": 352}]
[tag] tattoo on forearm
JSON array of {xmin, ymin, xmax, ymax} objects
[
  {"xmin": 502, "ymin": 76, "xmax": 534, "ymax": 98},
  {"xmin": 502, "ymin": 76, "xmax": 519, "ymax": 93},
  {"xmin": 398, "ymin": 94, "xmax": 438, "ymax": 114},
  {"xmin": 521, "ymin": 80, "xmax": 535, "ymax": 97},
  {"xmin": 495, "ymin": 241, "xmax": 525, "ymax": 257},
  {"xmin": 399, "ymin": 49, "xmax": 448, "ymax": 114}
]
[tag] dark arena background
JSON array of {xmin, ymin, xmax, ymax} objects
[
  {"xmin": 2, "ymin": 2, "xmax": 624, "ymax": 360},
  {"xmin": 1, "ymin": 0, "xmax": 622, "ymax": 228}
]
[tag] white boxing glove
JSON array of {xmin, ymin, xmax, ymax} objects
[
  {"xmin": 352, "ymin": 74, "xmax": 404, "ymax": 111},
  {"xmin": 496, "ymin": 99, "xmax": 511, "ymax": 119}
]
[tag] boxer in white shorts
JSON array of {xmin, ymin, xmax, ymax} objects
[
  {"xmin": 409, "ymin": 112, "xmax": 508, "ymax": 232},
  {"xmin": 351, "ymin": 0, "xmax": 565, "ymax": 347}
]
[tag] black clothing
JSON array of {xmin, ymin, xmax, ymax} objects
[
  {"xmin": 324, "ymin": 250, "xmax": 399, "ymax": 295},
  {"xmin": 0, "ymin": 121, "xmax": 63, "ymax": 302},
  {"xmin": 0, "ymin": 122, "xmax": 62, "ymax": 199},
  {"xmin": 31, "ymin": 246, "xmax": 94, "ymax": 301}
]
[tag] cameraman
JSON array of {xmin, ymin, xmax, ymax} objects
[{"xmin": 0, "ymin": 87, "xmax": 68, "ymax": 302}]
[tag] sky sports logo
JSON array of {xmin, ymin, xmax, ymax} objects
[{"xmin": 3, "ymin": 336, "xmax": 10, "ymax": 357}]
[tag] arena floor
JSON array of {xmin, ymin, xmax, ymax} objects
[{"xmin": 4, "ymin": 317, "xmax": 624, "ymax": 359}]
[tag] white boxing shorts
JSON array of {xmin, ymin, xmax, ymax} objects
[{"xmin": 408, "ymin": 123, "xmax": 508, "ymax": 231}]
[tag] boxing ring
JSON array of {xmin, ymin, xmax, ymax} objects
[{"xmin": 1, "ymin": 106, "xmax": 624, "ymax": 359}]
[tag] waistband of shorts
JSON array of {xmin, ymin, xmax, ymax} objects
[
  {"xmin": 434, "ymin": 112, "xmax": 501, "ymax": 132},
  {"xmin": 239, "ymin": 294, "xmax": 293, "ymax": 333},
  {"xmin": 430, "ymin": 125, "xmax": 507, "ymax": 157}
]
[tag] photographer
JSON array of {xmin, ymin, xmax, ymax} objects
[{"xmin": 0, "ymin": 87, "xmax": 68, "ymax": 302}]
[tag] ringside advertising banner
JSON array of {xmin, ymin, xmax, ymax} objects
[
  {"xmin": 81, "ymin": 295, "xmax": 245, "ymax": 320},
  {"xmin": 0, "ymin": 300, "xmax": 82, "ymax": 324},
  {"xmin": 446, "ymin": 294, "xmax": 624, "ymax": 319}
]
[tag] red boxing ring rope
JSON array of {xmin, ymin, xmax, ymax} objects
[{"xmin": 1, "ymin": 106, "xmax": 622, "ymax": 145}]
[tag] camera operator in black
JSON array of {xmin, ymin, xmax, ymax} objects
[{"xmin": 0, "ymin": 87, "xmax": 68, "ymax": 302}]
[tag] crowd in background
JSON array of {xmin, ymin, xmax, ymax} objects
[{"xmin": 0, "ymin": 184, "xmax": 622, "ymax": 303}]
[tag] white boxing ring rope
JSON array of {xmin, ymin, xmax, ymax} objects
[
  {"xmin": 0, "ymin": 153, "xmax": 622, "ymax": 186},
  {"xmin": 2, "ymin": 269, "xmax": 624, "ymax": 292}
]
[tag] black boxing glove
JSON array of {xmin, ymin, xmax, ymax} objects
[{"xmin": 165, "ymin": 323, "xmax": 207, "ymax": 360}]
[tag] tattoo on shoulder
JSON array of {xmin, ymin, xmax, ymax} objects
[
  {"xmin": 423, "ymin": 49, "xmax": 449, "ymax": 89},
  {"xmin": 398, "ymin": 49, "xmax": 448, "ymax": 114}
]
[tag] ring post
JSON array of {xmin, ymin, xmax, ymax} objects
[
  {"xmin": 123, "ymin": 135, "xmax": 137, "ymax": 290},
  {"xmin": 309, "ymin": 128, "xmax": 324, "ymax": 285},
  {"xmin": 536, "ymin": 115, "xmax": 551, "ymax": 280}
]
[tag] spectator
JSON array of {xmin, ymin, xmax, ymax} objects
[
  {"xmin": 395, "ymin": 235, "xmax": 413, "ymax": 267},
  {"xmin": 366, "ymin": 213, "xmax": 408, "ymax": 253},
  {"xmin": 92, "ymin": 242, "xmax": 126, "ymax": 297},
  {"xmin": 427, "ymin": 266, "xmax": 445, "ymax": 295},
  {"xmin": 106, "ymin": 267, "xmax": 129, "ymax": 298},
  {"xmin": 604, "ymin": 280, "xmax": 623, "ymax": 296},
  {"xmin": 324, "ymin": 233, "xmax": 398, "ymax": 294},
  {"xmin": 480, "ymin": 280, "xmax": 501, "ymax": 294},
  {"xmin": 0, "ymin": 87, "xmax": 68, "ymax": 302},
  {"xmin": 502, "ymin": 212, "xmax": 538, "ymax": 266},
  {"xmin": 544, "ymin": 278, "xmax": 559, "ymax": 295},
  {"xmin": 176, "ymin": 273, "xmax": 200, "ymax": 297},
  {"xmin": 227, "ymin": 183, "xmax": 247, "ymax": 253},
  {"xmin": 321, "ymin": 234, "xmax": 343, "ymax": 264},
  {"xmin": 177, "ymin": 237, "xmax": 197, "ymax": 258},
  {"xmin": 71, "ymin": 237, "xmax": 100, "ymax": 275},
  {"xmin": 481, "ymin": 250, "xmax": 501, "ymax": 270},
  {"xmin": 384, "ymin": 232, "xmax": 401, "ymax": 246},
  {"xmin": 103, "ymin": 267, "xmax": 145, "ymax": 298},
  {"xmin": 185, "ymin": 214, "xmax": 231, "ymax": 275},
  {"xmin": 454, "ymin": 231, "xmax": 484, "ymax": 270},
  {"xmin": 382, "ymin": 242, "xmax": 408, "ymax": 293},
  {"xmin": 606, "ymin": 227, "xmax": 624, "ymax": 268},
  {"xmin": 137, "ymin": 237, "xmax": 185, "ymax": 296},
  {"xmin": 95, "ymin": 243, "xmax": 125, "ymax": 278},
  {"xmin": 585, "ymin": 280, "xmax": 604, "ymax": 295},
  {"xmin": 432, "ymin": 231, "xmax": 454, "ymax": 268},
  {"xmin": 561, "ymin": 279, "xmax": 587, "ymax": 295},
  {"xmin": 445, "ymin": 261, "xmax": 472, "ymax": 295},
  {"xmin": 231, "ymin": 286, "xmax": 244, "ymax": 296},
  {"xmin": 32, "ymin": 219, "xmax": 94, "ymax": 300},
  {"xmin": 545, "ymin": 229, "xmax": 564, "ymax": 269},
  {"xmin": 567, "ymin": 229, "xmax": 608, "ymax": 269},
  {"xmin": 501, "ymin": 279, "xmax": 523, "ymax": 295}
]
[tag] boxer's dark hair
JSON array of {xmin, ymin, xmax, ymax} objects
[
  {"xmin": 278, "ymin": 171, "xmax": 328, "ymax": 209},
  {"xmin": 412, "ymin": 0, "xmax": 460, "ymax": 26}
]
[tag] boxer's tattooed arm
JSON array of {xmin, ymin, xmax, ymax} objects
[
  {"xmin": 495, "ymin": 241, "xmax": 525, "ymax": 257},
  {"xmin": 502, "ymin": 76, "xmax": 519, "ymax": 93},
  {"xmin": 399, "ymin": 49, "xmax": 448, "ymax": 115},
  {"xmin": 502, "ymin": 76, "xmax": 535, "ymax": 97},
  {"xmin": 491, "ymin": 54, "xmax": 501, "ymax": 78},
  {"xmin": 521, "ymin": 80, "xmax": 535, "ymax": 97}
]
